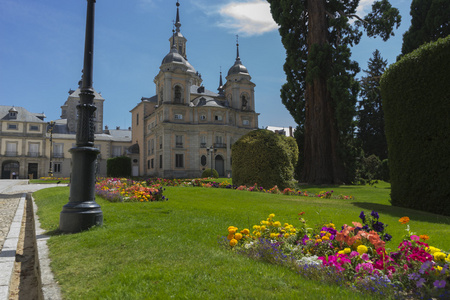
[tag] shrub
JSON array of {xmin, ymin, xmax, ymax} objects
[
  {"xmin": 381, "ymin": 36, "xmax": 450, "ymax": 216},
  {"xmin": 232, "ymin": 129, "xmax": 299, "ymax": 189},
  {"xmin": 107, "ymin": 156, "xmax": 131, "ymax": 178},
  {"xmin": 202, "ymin": 168, "xmax": 219, "ymax": 178}
]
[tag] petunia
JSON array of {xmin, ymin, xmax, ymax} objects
[{"xmin": 433, "ymin": 280, "xmax": 446, "ymax": 289}]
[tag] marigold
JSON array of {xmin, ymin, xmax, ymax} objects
[
  {"xmin": 356, "ymin": 245, "xmax": 368, "ymax": 255},
  {"xmin": 269, "ymin": 213, "xmax": 275, "ymax": 219},
  {"xmin": 229, "ymin": 239, "xmax": 238, "ymax": 247},
  {"xmin": 433, "ymin": 252, "xmax": 447, "ymax": 261},
  {"xmin": 241, "ymin": 228, "xmax": 250, "ymax": 235},
  {"xmin": 235, "ymin": 233, "xmax": 243, "ymax": 240},
  {"xmin": 399, "ymin": 216, "xmax": 410, "ymax": 224},
  {"xmin": 273, "ymin": 221, "xmax": 281, "ymax": 227},
  {"xmin": 419, "ymin": 234, "xmax": 430, "ymax": 241}
]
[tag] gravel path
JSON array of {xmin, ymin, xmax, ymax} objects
[{"xmin": 0, "ymin": 181, "xmax": 64, "ymax": 251}]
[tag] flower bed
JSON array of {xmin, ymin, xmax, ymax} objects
[
  {"xmin": 224, "ymin": 212, "xmax": 449, "ymax": 298},
  {"xmin": 95, "ymin": 178, "xmax": 166, "ymax": 202}
]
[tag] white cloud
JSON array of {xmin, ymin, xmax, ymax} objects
[
  {"xmin": 218, "ymin": 0, "xmax": 278, "ymax": 36},
  {"xmin": 356, "ymin": 0, "xmax": 374, "ymax": 16}
]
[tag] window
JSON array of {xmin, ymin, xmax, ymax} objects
[
  {"xmin": 175, "ymin": 154, "xmax": 184, "ymax": 168},
  {"xmin": 159, "ymin": 136, "xmax": 163, "ymax": 149},
  {"xmin": 175, "ymin": 114, "xmax": 183, "ymax": 120},
  {"xmin": 53, "ymin": 163, "xmax": 61, "ymax": 173},
  {"xmin": 243, "ymin": 120, "xmax": 250, "ymax": 126},
  {"xmin": 175, "ymin": 135, "xmax": 183, "ymax": 148},
  {"xmin": 200, "ymin": 115, "xmax": 206, "ymax": 121},
  {"xmin": 28, "ymin": 143, "xmax": 39, "ymax": 157},
  {"xmin": 112, "ymin": 146, "xmax": 122, "ymax": 157},
  {"xmin": 241, "ymin": 95, "xmax": 248, "ymax": 109},
  {"xmin": 136, "ymin": 113, "xmax": 139, "ymax": 125},
  {"xmin": 151, "ymin": 158, "xmax": 154, "ymax": 169},
  {"xmin": 29, "ymin": 125, "xmax": 39, "ymax": 131},
  {"xmin": 214, "ymin": 115, "xmax": 222, "ymax": 121},
  {"xmin": 201, "ymin": 155, "xmax": 207, "ymax": 166},
  {"xmin": 151, "ymin": 139, "xmax": 155, "ymax": 154},
  {"xmin": 53, "ymin": 144, "xmax": 64, "ymax": 158},
  {"xmin": 6, "ymin": 142, "xmax": 17, "ymax": 156},
  {"xmin": 215, "ymin": 136, "xmax": 223, "ymax": 144},
  {"xmin": 200, "ymin": 136, "xmax": 207, "ymax": 148},
  {"xmin": 8, "ymin": 123, "xmax": 18, "ymax": 130},
  {"xmin": 174, "ymin": 86, "xmax": 182, "ymax": 103},
  {"xmin": 159, "ymin": 155, "xmax": 163, "ymax": 168}
]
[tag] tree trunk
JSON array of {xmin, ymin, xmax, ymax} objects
[{"xmin": 302, "ymin": 0, "xmax": 345, "ymax": 184}]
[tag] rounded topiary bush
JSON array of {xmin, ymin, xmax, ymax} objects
[
  {"xmin": 381, "ymin": 35, "xmax": 450, "ymax": 216},
  {"xmin": 232, "ymin": 129, "xmax": 299, "ymax": 189},
  {"xmin": 202, "ymin": 168, "xmax": 219, "ymax": 178},
  {"xmin": 107, "ymin": 156, "xmax": 131, "ymax": 178}
]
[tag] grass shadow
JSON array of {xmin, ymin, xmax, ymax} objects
[{"xmin": 351, "ymin": 202, "xmax": 450, "ymax": 225}]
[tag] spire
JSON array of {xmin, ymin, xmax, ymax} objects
[
  {"xmin": 175, "ymin": 1, "xmax": 181, "ymax": 33},
  {"xmin": 236, "ymin": 35, "xmax": 240, "ymax": 61},
  {"xmin": 218, "ymin": 67, "xmax": 224, "ymax": 96}
]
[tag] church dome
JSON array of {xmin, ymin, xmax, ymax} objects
[
  {"xmin": 161, "ymin": 48, "xmax": 186, "ymax": 65},
  {"xmin": 227, "ymin": 59, "xmax": 248, "ymax": 76},
  {"xmin": 185, "ymin": 59, "xmax": 196, "ymax": 73}
]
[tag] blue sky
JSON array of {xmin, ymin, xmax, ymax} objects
[{"xmin": 0, "ymin": 0, "xmax": 412, "ymax": 130}]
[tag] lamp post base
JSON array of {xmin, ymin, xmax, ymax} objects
[{"xmin": 59, "ymin": 202, "xmax": 103, "ymax": 233}]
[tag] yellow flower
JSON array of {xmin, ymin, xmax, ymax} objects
[
  {"xmin": 426, "ymin": 246, "xmax": 441, "ymax": 254},
  {"xmin": 228, "ymin": 226, "xmax": 238, "ymax": 234},
  {"xmin": 433, "ymin": 252, "xmax": 446, "ymax": 261},
  {"xmin": 344, "ymin": 248, "xmax": 351, "ymax": 254},
  {"xmin": 357, "ymin": 245, "xmax": 368, "ymax": 255},
  {"xmin": 229, "ymin": 239, "xmax": 238, "ymax": 247},
  {"xmin": 322, "ymin": 236, "xmax": 330, "ymax": 241},
  {"xmin": 255, "ymin": 232, "xmax": 261, "ymax": 238},
  {"xmin": 269, "ymin": 213, "xmax": 275, "ymax": 219},
  {"xmin": 316, "ymin": 239, "xmax": 322, "ymax": 243},
  {"xmin": 290, "ymin": 228, "xmax": 296, "ymax": 233},
  {"xmin": 435, "ymin": 266, "xmax": 443, "ymax": 274},
  {"xmin": 338, "ymin": 250, "xmax": 345, "ymax": 255},
  {"xmin": 241, "ymin": 228, "xmax": 250, "ymax": 235},
  {"xmin": 270, "ymin": 233, "xmax": 278, "ymax": 238},
  {"xmin": 260, "ymin": 225, "xmax": 266, "ymax": 231},
  {"xmin": 284, "ymin": 233, "xmax": 290, "ymax": 238},
  {"xmin": 273, "ymin": 221, "xmax": 281, "ymax": 227},
  {"xmin": 235, "ymin": 233, "xmax": 243, "ymax": 240}
]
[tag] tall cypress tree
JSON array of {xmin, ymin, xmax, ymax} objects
[
  {"xmin": 401, "ymin": 0, "xmax": 450, "ymax": 57},
  {"xmin": 267, "ymin": 0, "xmax": 400, "ymax": 184},
  {"xmin": 357, "ymin": 49, "xmax": 388, "ymax": 160}
]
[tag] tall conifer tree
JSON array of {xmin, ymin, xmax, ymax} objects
[
  {"xmin": 267, "ymin": 0, "xmax": 400, "ymax": 184},
  {"xmin": 357, "ymin": 49, "xmax": 388, "ymax": 160}
]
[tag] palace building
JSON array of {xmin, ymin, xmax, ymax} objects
[{"xmin": 129, "ymin": 1, "xmax": 259, "ymax": 178}]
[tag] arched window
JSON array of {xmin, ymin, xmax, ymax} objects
[
  {"xmin": 174, "ymin": 86, "xmax": 182, "ymax": 103},
  {"xmin": 201, "ymin": 155, "xmax": 207, "ymax": 166}
]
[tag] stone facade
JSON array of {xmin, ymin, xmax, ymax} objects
[{"xmin": 129, "ymin": 2, "xmax": 259, "ymax": 178}]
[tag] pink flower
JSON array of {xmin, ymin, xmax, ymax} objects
[
  {"xmin": 361, "ymin": 253, "xmax": 370, "ymax": 261},
  {"xmin": 410, "ymin": 235, "xmax": 420, "ymax": 241}
]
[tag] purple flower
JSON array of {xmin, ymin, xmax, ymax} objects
[
  {"xmin": 433, "ymin": 280, "xmax": 446, "ymax": 289},
  {"xmin": 408, "ymin": 273, "xmax": 420, "ymax": 281},
  {"xmin": 416, "ymin": 277, "xmax": 426, "ymax": 288},
  {"xmin": 371, "ymin": 211, "xmax": 379, "ymax": 219},
  {"xmin": 372, "ymin": 221, "xmax": 384, "ymax": 232},
  {"xmin": 359, "ymin": 211, "xmax": 366, "ymax": 222},
  {"xmin": 383, "ymin": 233, "xmax": 392, "ymax": 241}
]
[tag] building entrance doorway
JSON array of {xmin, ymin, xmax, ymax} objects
[
  {"xmin": 28, "ymin": 163, "xmax": 38, "ymax": 180},
  {"xmin": 215, "ymin": 155, "xmax": 224, "ymax": 177},
  {"xmin": 2, "ymin": 161, "xmax": 19, "ymax": 179}
]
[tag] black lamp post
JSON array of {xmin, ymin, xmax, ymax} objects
[
  {"xmin": 48, "ymin": 121, "xmax": 55, "ymax": 177},
  {"xmin": 59, "ymin": 0, "xmax": 103, "ymax": 233},
  {"xmin": 207, "ymin": 146, "xmax": 216, "ymax": 170}
]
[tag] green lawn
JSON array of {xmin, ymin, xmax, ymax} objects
[{"xmin": 33, "ymin": 183, "xmax": 450, "ymax": 299}]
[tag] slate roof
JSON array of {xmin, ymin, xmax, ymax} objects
[{"xmin": 0, "ymin": 105, "xmax": 46, "ymax": 123}]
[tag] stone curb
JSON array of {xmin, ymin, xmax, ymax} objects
[
  {"xmin": 0, "ymin": 194, "xmax": 25, "ymax": 299},
  {"xmin": 32, "ymin": 196, "xmax": 62, "ymax": 300}
]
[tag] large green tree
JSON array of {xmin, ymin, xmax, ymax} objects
[
  {"xmin": 401, "ymin": 0, "xmax": 450, "ymax": 56},
  {"xmin": 267, "ymin": 0, "xmax": 400, "ymax": 184},
  {"xmin": 357, "ymin": 49, "xmax": 388, "ymax": 160}
]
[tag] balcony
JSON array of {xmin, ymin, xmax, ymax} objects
[
  {"xmin": 53, "ymin": 153, "xmax": 64, "ymax": 158},
  {"xmin": 214, "ymin": 143, "xmax": 227, "ymax": 149},
  {"xmin": 200, "ymin": 143, "xmax": 206, "ymax": 148},
  {"xmin": 5, "ymin": 151, "xmax": 18, "ymax": 157},
  {"xmin": 175, "ymin": 143, "xmax": 183, "ymax": 148},
  {"xmin": 28, "ymin": 152, "xmax": 40, "ymax": 157}
]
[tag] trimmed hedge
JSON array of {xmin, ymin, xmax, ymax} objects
[
  {"xmin": 232, "ymin": 129, "xmax": 299, "ymax": 189},
  {"xmin": 202, "ymin": 168, "xmax": 219, "ymax": 178},
  {"xmin": 107, "ymin": 156, "xmax": 131, "ymax": 178},
  {"xmin": 380, "ymin": 36, "xmax": 450, "ymax": 216}
]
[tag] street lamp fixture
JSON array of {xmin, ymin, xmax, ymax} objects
[
  {"xmin": 59, "ymin": 0, "xmax": 103, "ymax": 233},
  {"xmin": 48, "ymin": 121, "xmax": 55, "ymax": 177},
  {"xmin": 206, "ymin": 146, "xmax": 217, "ymax": 170}
]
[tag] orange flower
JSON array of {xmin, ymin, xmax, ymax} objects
[
  {"xmin": 399, "ymin": 216, "xmax": 410, "ymax": 224},
  {"xmin": 419, "ymin": 235, "xmax": 430, "ymax": 241}
]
